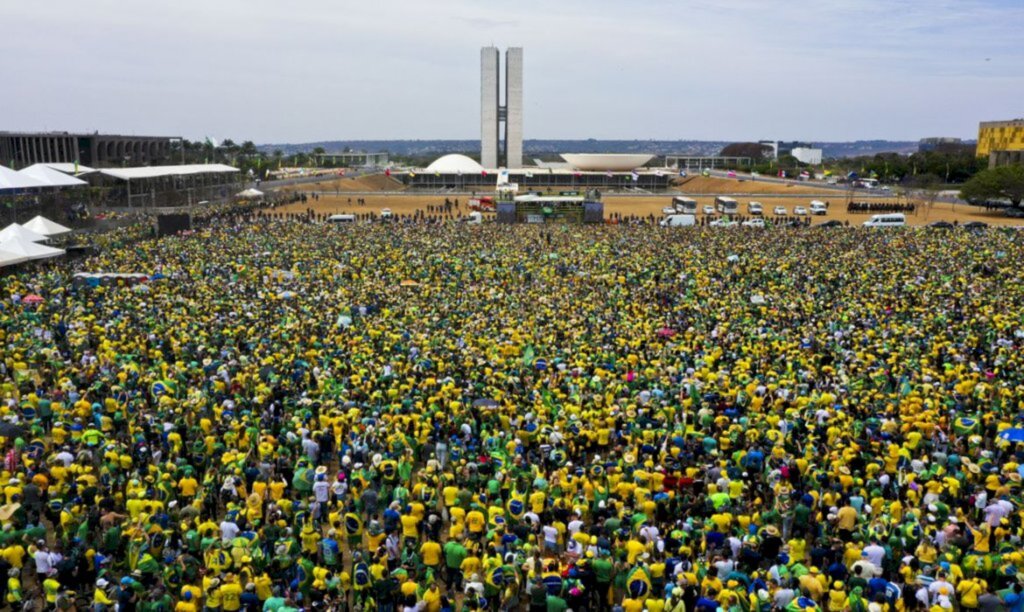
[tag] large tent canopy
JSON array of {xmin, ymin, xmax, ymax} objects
[
  {"xmin": 0, "ymin": 223, "xmax": 48, "ymax": 243},
  {"xmin": 20, "ymin": 164, "xmax": 88, "ymax": 187},
  {"xmin": 23, "ymin": 215, "xmax": 73, "ymax": 237},
  {"xmin": 0, "ymin": 235, "xmax": 65, "ymax": 260},
  {"xmin": 0, "ymin": 166, "xmax": 48, "ymax": 191},
  {"xmin": 0, "ymin": 248, "xmax": 30, "ymax": 267},
  {"xmin": 99, "ymin": 164, "xmax": 238, "ymax": 181}
]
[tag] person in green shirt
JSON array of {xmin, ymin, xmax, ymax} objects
[
  {"xmin": 443, "ymin": 538, "xmax": 468, "ymax": 591},
  {"xmin": 546, "ymin": 593, "xmax": 569, "ymax": 612}
]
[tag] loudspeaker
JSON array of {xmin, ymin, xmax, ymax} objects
[{"xmin": 156, "ymin": 213, "xmax": 191, "ymax": 236}]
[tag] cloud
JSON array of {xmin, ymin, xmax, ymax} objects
[{"xmin": 1, "ymin": 0, "xmax": 1021, "ymax": 142}]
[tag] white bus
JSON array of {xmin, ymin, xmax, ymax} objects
[
  {"xmin": 715, "ymin": 196, "xmax": 738, "ymax": 215},
  {"xmin": 672, "ymin": 197, "xmax": 698, "ymax": 214}
]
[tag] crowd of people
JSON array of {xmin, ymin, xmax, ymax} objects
[
  {"xmin": 1, "ymin": 218, "xmax": 1023, "ymax": 611},
  {"xmin": 845, "ymin": 202, "xmax": 917, "ymax": 215}
]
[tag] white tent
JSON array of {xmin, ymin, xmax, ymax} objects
[
  {"xmin": 42, "ymin": 162, "xmax": 96, "ymax": 176},
  {"xmin": 23, "ymin": 215, "xmax": 73, "ymax": 237},
  {"xmin": 0, "ymin": 235, "xmax": 65, "ymax": 260},
  {"xmin": 0, "ymin": 166, "xmax": 47, "ymax": 191},
  {"xmin": 236, "ymin": 188, "xmax": 264, "ymax": 199},
  {"xmin": 0, "ymin": 223, "xmax": 49, "ymax": 243},
  {"xmin": 0, "ymin": 248, "xmax": 30, "ymax": 268},
  {"xmin": 19, "ymin": 165, "xmax": 88, "ymax": 188}
]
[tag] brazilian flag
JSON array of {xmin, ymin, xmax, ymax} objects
[
  {"xmin": 953, "ymin": 417, "xmax": 978, "ymax": 437},
  {"xmin": 626, "ymin": 566, "xmax": 651, "ymax": 598},
  {"xmin": 150, "ymin": 379, "xmax": 178, "ymax": 399}
]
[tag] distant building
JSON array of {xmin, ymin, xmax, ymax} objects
[
  {"xmin": 790, "ymin": 147, "xmax": 823, "ymax": 165},
  {"xmin": 0, "ymin": 131, "xmax": 179, "ymax": 169},
  {"xmin": 918, "ymin": 137, "xmax": 962, "ymax": 153},
  {"xmin": 313, "ymin": 152, "xmax": 389, "ymax": 167},
  {"xmin": 977, "ymin": 119, "xmax": 1024, "ymax": 168},
  {"xmin": 758, "ymin": 140, "xmax": 814, "ymax": 160}
]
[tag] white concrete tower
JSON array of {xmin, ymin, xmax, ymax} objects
[
  {"xmin": 480, "ymin": 47, "xmax": 500, "ymax": 169},
  {"xmin": 504, "ymin": 47, "xmax": 524, "ymax": 169}
]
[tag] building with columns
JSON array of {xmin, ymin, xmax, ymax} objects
[{"xmin": 0, "ymin": 132, "xmax": 179, "ymax": 169}]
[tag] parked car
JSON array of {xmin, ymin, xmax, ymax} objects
[
  {"xmin": 815, "ymin": 220, "xmax": 844, "ymax": 228},
  {"xmin": 962, "ymin": 221, "xmax": 988, "ymax": 230},
  {"xmin": 809, "ymin": 201, "xmax": 828, "ymax": 215},
  {"xmin": 1004, "ymin": 207, "xmax": 1024, "ymax": 218},
  {"xmin": 794, "ymin": 206, "xmax": 808, "ymax": 216},
  {"xmin": 741, "ymin": 218, "xmax": 765, "ymax": 228},
  {"xmin": 709, "ymin": 218, "xmax": 738, "ymax": 227},
  {"xmin": 773, "ymin": 206, "xmax": 787, "ymax": 216},
  {"xmin": 703, "ymin": 205, "xmax": 716, "ymax": 215},
  {"xmin": 747, "ymin": 201, "xmax": 763, "ymax": 215},
  {"xmin": 928, "ymin": 221, "xmax": 954, "ymax": 229}
]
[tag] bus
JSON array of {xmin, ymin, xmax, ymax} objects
[
  {"xmin": 715, "ymin": 196, "xmax": 738, "ymax": 215},
  {"xmin": 672, "ymin": 197, "xmax": 698, "ymax": 214}
]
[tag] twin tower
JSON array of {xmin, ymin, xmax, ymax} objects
[{"xmin": 480, "ymin": 46, "xmax": 523, "ymax": 169}]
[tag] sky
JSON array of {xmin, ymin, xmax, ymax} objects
[{"xmin": 3, "ymin": 0, "xmax": 1023, "ymax": 144}]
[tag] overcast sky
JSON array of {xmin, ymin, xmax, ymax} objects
[{"xmin": 4, "ymin": 0, "xmax": 1023, "ymax": 144}]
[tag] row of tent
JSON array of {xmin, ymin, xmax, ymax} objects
[
  {"xmin": 0, "ymin": 164, "xmax": 88, "ymax": 191},
  {"xmin": 0, "ymin": 216, "xmax": 72, "ymax": 267}
]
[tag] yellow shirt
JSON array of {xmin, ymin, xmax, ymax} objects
[
  {"xmin": 421, "ymin": 541, "xmax": 442, "ymax": 566},
  {"xmin": 219, "ymin": 583, "xmax": 243, "ymax": 611}
]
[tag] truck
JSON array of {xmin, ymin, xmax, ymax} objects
[{"xmin": 468, "ymin": 197, "xmax": 495, "ymax": 212}]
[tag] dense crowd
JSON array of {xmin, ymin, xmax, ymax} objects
[{"xmin": 1, "ymin": 220, "xmax": 1023, "ymax": 612}]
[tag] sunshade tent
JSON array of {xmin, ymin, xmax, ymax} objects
[
  {"xmin": 18, "ymin": 164, "xmax": 88, "ymax": 188},
  {"xmin": 236, "ymin": 188, "xmax": 264, "ymax": 199},
  {"xmin": 0, "ymin": 223, "xmax": 49, "ymax": 243},
  {"xmin": 22, "ymin": 215, "xmax": 73, "ymax": 237},
  {"xmin": 0, "ymin": 166, "xmax": 47, "ymax": 191},
  {"xmin": 0, "ymin": 236, "xmax": 65, "ymax": 260},
  {"xmin": 0, "ymin": 248, "xmax": 30, "ymax": 267}
]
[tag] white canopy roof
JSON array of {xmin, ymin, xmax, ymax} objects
[
  {"xmin": 0, "ymin": 166, "xmax": 47, "ymax": 190},
  {"xmin": 23, "ymin": 215, "xmax": 73, "ymax": 237},
  {"xmin": 0, "ymin": 235, "xmax": 65, "ymax": 260},
  {"xmin": 19, "ymin": 164, "xmax": 88, "ymax": 187},
  {"xmin": 0, "ymin": 223, "xmax": 49, "ymax": 243},
  {"xmin": 236, "ymin": 188, "xmax": 264, "ymax": 198},
  {"xmin": 42, "ymin": 162, "xmax": 96, "ymax": 175},
  {"xmin": 99, "ymin": 164, "xmax": 239, "ymax": 181},
  {"xmin": 0, "ymin": 248, "xmax": 30, "ymax": 268}
]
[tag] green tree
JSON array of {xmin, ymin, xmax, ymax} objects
[{"xmin": 959, "ymin": 165, "xmax": 1024, "ymax": 207}]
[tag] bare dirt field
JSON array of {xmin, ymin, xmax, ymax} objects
[{"xmin": 270, "ymin": 192, "xmax": 1019, "ymax": 227}]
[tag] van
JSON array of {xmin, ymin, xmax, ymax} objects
[
  {"xmin": 659, "ymin": 214, "xmax": 696, "ymax": 228},
  {"xmin": 327, "ymin": 214, "xmax": 356, "ymax": 224},
  {"xmin": 863, "ymin": 214, "xmax": 905, "ymax": 228},
  {"xmin": 809, "ymin": 201, "xmax": 828, "ymax": 215},
  {"xmin": 747, "ymin": 201, "xmax": 763, "ymax": 215}
]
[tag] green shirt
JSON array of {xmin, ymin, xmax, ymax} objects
[
  {"xmin": 591, "ymin": 557, "xmax": 614, "ymax": 582},
  {"xmin": 443, "ymin": 541, "xmax": 467, "ymax": 569},
  {"xmin": 547, "ymin": 595, "xmax": 569, "ymax": 612}
]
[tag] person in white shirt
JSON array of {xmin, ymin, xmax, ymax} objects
[{"xmin": 220, "ymin": 519, "xmax": 240, "ymax": 543}]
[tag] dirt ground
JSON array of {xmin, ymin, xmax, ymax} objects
[{"xmin": 270, "ymin": 192, "xmax": 1019, "ymax": 227}]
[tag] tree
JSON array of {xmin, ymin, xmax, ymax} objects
[{"xmin": 959, "ymin": 165, "xmax": 1024, "ymax": 207}]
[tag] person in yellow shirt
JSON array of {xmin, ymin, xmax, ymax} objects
[
  {"xmin": 421, "ymin": 581, "xmax": 443, "ymax": 612},
  {"xmin": 421, "ymin": 539, "xmax": 443, "ymax": 573},
  {"xmin": 219, "ymin": 576, "xmax": 243, "ymax": 612}
]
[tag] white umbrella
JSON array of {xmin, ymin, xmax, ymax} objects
[
  {"xmin": 0, "ymin": 235, "xmax": 65, "ymax": 260},
  {"xmin": 0, "ymin": 223, "xmax": 48, "ymax": 243},
  {"xmin": 22, "ymin": 215, "xmax": 73, "ymax": 237}
]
